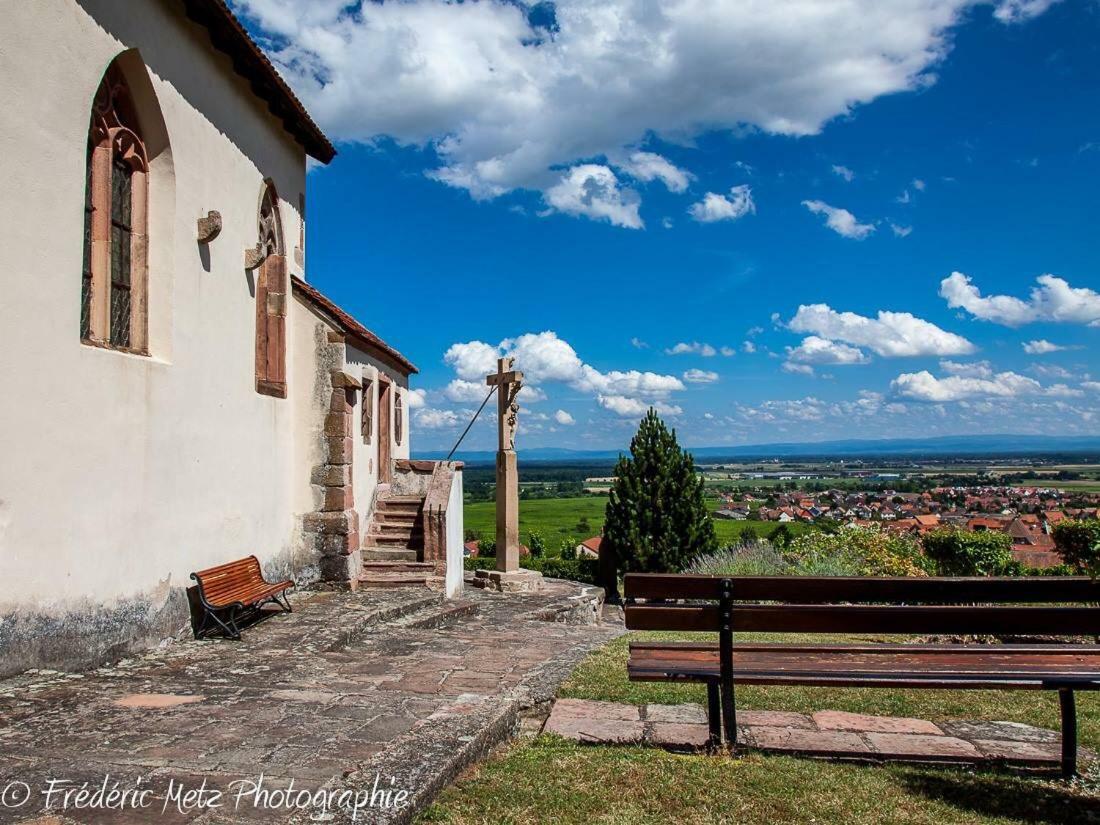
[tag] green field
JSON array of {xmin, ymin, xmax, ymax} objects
[{"xmin": 463, "ymin": 496, "xmax": 815, "ymax": 547}]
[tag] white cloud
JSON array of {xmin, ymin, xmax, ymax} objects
[
  {"xmin": 720, "ymin": 346, "xmax": 736, "ymax": 357},
  {"xmin": 554, "ymin": 409, "xmax": 575, "ymax": 425},
  {"xmin": 993, "ymin": 0, "xmax": 1061, "ymax": 23},
  {"xmin": 406, "ymin": 388, "xmax": 428, "ymax": 408},
  {"xmin": 785, "ymin": 335, "xmax": 870, "ymax": 365},
  {"xmin": 889, "ymin": 221, "xmax": 913, "ymax": 238},
  {"xmin": 543, "ymin": 165, "xmax": 642, "ymax": 229},
  {"xmin": 742, "ymin": 341, "xmax": 757, "ymax": 354},
  {"xmin": 896, "ymin": 189, "xmax": 912, "ymax": 204},
  {"xmin": 1083, "ymin": 381, "xmax": 1100, "ymax": 393},
  {"xmin": 444, "ymin": 331, "xmax": 684, "ymax": 420},
  {"xmin": 831, "ymin": 164, "xmax": 855, "ymax": 182},
  {"xmin": 891, "ymin": 369, "xmax": 1062, "ymax": 402},
  {"xmin": 1023, "ymin": 339, "xmax": 1067, "ymax": 354},
  {"xmin": 689, "ymin": 185, "xmax": 755, "ymax": 223},
  {"xmin": 597, "ymin": 395, "xmax": 682, "ymax": 417},
  {"xmin": 243, "ymin": 0, "xmax": 1056, "ymax": 225},
  {"xmin": 789, "ymin": 304, "xmax": 975, "ymax": 357},
  {"xmin": 666, "ymin": 341, "xmax": 717, "ymax": 357},
  {"xmin": 782, "ymin": 362, "xmax": 816, "ymax": 376},
  {"xmin": 940, "ymin": 359, "xmax": 994, "ymax": 378},
  {"xmin": 940, "ymin": 272, "xmax": 1100, "ymax": 327},
  {"xmin": 616, "ymin": 152, "xmax": 692, "ymax": 193},
  {"xmin": 801, "ymin": 200, "xmax": 875, "ymax": 239},
  {"xmin": 683, "ymin": 369, "xmax": 719, "ymax": 384},
  {"xmin": 630, "ymin": 337, "xmax": 649, "ymax": 349},
  {"xmin": 912, "ymin": 178, "xmax": 927, "ymax": 191},
  {"xmin": 415, "ymin": 408, "xmax": 461, "ymax": 429}
]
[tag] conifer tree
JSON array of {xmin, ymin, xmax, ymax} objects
[{"xmin": 600, "ymin": 409, "xmax": 717, "ymax": 599}]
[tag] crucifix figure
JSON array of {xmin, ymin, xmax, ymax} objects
[{"xmin": 486, "ymin": 357, "xmax": 524, "ymax": 572}]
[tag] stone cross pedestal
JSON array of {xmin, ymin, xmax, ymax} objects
[{"xmin": 472, "ymin": 356, "xmax": 543, "ymax": 593}]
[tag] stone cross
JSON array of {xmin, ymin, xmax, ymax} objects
[{"xmin": 486, "ymin": 357, "xmax": 524, "ymax": 572}]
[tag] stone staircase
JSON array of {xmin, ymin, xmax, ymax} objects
[{"xmin": 359, "ymin": 494, "xmax": 439, "ymax": 589}]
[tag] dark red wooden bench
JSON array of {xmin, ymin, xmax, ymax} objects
[
  {"xmin": 624, "ymin": 574, "xmax": 1100, "ymax": 776},
  {"xmin": 191, "ymin": 555, "xmax": 294, "ymax": 640}
]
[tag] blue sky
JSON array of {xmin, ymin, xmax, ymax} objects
[{"xmin": 237, "ymin": 0, "xmax": 1100, "ymax": 451}]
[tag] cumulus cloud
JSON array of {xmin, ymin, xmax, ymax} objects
[
  {"xmin": 415, "ymin": 408, "xmax": 461, "ymax": 429},
  {"xmin": 785, "ymin": 335, "xmax": 870, "ymax": 366},
  {"xmin": 543, "ymin": 165, "xmax": 642, "ymax": 229},
  {"xmin": 689, "ymin": 185, "xmax": 755, "ymax": 223},
  {"xmin": 234, "ymin": 0, "xmax": 1057, "ymax": 226},
  {"xmin": 615, "ymin": 152, "xmax": 692, "ymax": 193},
  {"xmin": 940, "ymin": 359, "xmax": 994, "ymax": 378},
  {"xmin": 683, "ymin": 369, "xmax": 720, "ymax": 384},
  {"xmin": 554, "ymin": 409, "xmax": 576, "ymax": 425},
  {"xmin": 782, "ymin": 362, "xmax": 816, "ymax": 376},
  {"xmin": 630, "ymin": 337, "xmax": 649, "ymax": 349},
  {"xmin": 443, "ymin": 331, "xmax": 684, "ymax": 419},
  {"xmin": 889, "ymin": 221, "xmax": 913, "ymax": 238},
  {"xmin": 788, "ymin": 304, "xmax": 975, "ymax": 357},
  {"xmin": 890, "ymin": 369, "xmax": 1071, "ymax": 402},
  {"xmin": 940, "ymin": 272, "xmax": 1100, "ymax": 327},
  {"xmin": 666, "ymin": 341, "xmax": 717, "ymax": 357},
  {"xmin": 598, "ymin": 395, "xmax": 682, "ymax": 417},
  {"xmin": 993, "ymin": 0, "xmax": 1061, "ymax": 23},
  {"xmin": 720, "ymin": 346, "xmax": 736, "ymax": 357},
  {"xmin": 742, "ymin": 341, "xmax": 757, "ymax": 354},
  {"xmin": 801, "ymin": 200, "xmax": 875, "ymax": 239},
  {"xmin": 406, "ymin": 388, "xmax": 427, "ymax": 408},
  {"xmin": 1023, "ymin": 339, "xmax": 1067, "ymax": 354}
]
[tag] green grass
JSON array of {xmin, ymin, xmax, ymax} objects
[
  {"xmin": 420, "ymin": 738, "xmax": 1098, "ymax": 824},
  {"xmin": 560, "ymin": 631, "xmax": 1100, "ymax": 751},
  {"xmin": 463, "ymin": 496, "xmax": 816, "ymax": 547},
  {"xmin": 421, "ymin": 633, "xmax": 1100, "ymax": 823}
]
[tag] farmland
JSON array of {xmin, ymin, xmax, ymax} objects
[{"xmin": 462, "ymin": 495, "xmax": 815, "ymax": 547}]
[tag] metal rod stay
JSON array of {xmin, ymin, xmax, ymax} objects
[{"xmin": 446, "ymin": 385, "xmax": 497, "ymax": 461}]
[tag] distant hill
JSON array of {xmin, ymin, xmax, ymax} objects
[{"xmin": 416, "ymin": 434, "xmax": 1100, "ymax": 464}]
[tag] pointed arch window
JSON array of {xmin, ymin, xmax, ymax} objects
[
  {"xmin": 254, "ymin": 181, "xmax": 287, "ymax": 397},
  {"xmin": 81, "ymin": 63, "xmax": 149, "ymax": 353}
]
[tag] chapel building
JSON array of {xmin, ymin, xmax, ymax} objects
[{"xmin": 0, "ymin": 0, "xmax": 464, "ymax": 678}]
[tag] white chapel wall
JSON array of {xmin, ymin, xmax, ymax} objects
[{"xmin": 0, "ymin": 0, "xmax": 319, "ymax": 675}]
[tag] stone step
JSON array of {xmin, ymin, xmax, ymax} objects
[
  {"xmin": 367, "ymin": 533, "xmax": 423, "ymax": 548},
  {"xmin": 362, "ymin": 561, "xmax": 434, "ymax": 573},
  {"xmin": 361, "ymin": 546, "xmax": 419, "ymax": 562},
  {"xmin": 395, "ymin": 600, "xmax": 479, "ymax": 630},
  {"xmin": 377, "ymin": 496, "xmax": 425, "ymax": 508},
  {"xmin": 374, "ymin": 521, "xmax": 420, "ymax": 534},
  {"xmin": 358, "ymin": 571, "xmax": 434, "ymax": 588},
  {"xmin": 375, "ymin": 511, "xmax": 419, "ymax": 524}
]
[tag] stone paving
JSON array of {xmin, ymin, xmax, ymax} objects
[
  {"xmin": 0, "ymin": 580, "xmax": 620, "ymax": 825},
  {"xmin": 544, "ymin": 699, "xmax": 1093, "ymax": 770}
]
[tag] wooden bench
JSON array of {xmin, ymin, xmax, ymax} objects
[
  {"xmin": 624, "ymin": 574, "xmax": 1100, "ymax": 776},
  {"xmin": 191, "ymin": 555, "xmax": 294, "ymax": 640}
]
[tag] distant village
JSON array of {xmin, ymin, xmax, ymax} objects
[{"xmin": 716, "ymin": 486, "xmax": 1100, "ymax": 568}]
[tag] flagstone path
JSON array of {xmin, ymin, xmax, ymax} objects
[
  {"xmin": 0, "ymin": 580, "xmax": 618, "ymax": 825},
  {"xmin": 544, "ymin": 698, "xmax": 1094, "ymax": 770}
]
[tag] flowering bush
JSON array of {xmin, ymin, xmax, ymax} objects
[{"xmin": 785, "ymin": 525, "xmax": 931, "ymax": 577}]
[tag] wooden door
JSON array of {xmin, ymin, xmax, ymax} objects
[{"xmin": 378, "ymin": 377, "xmax": 392, "ymax": 483}]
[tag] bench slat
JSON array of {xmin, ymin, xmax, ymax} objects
[
  {"xmin": 624, "ymin": 603, "xmax": 1100, "ymax": 635},
  {"xmin": 627, "ymin": 644, "xmax": 1100, "ymax": 690},
  {"xmin": 624, "ymin": 574, "xmax": 1100, "ymax": 604}
]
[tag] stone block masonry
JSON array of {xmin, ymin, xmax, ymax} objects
[{"xmin": 303, "ymin": 328, "xmax": 363, "ymax": 587}]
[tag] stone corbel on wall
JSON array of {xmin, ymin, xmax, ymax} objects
[
  {"xmin": 422, "ymin": 461, "xmax": 463, "ymax": 574},
  {"xmin": 196, "ymin": 210, "xmax": 222, "ymax": 243}
]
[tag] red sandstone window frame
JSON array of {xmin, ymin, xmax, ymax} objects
[
  {"xmin": 254, "ymin": 181, "xmax": 288, "ymax": 398},
  {"xmin": 81, "ymin": 63, "xmax": 150, "ymax": 355}
]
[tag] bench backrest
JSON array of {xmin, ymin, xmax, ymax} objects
[
  {"xmin": 623, "ymin": 574, "xmax": 1100, "ymax": 636},
  {"xmin": 191, "ymin": 555, "xmax": 267, "ymax": 606}
]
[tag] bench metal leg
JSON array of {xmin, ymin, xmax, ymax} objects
[
  {"xmin": 718, "ymin": 579, "xmax": 737, "ymax": 752},
  {"xmin": 706, "ymin": 681, "xmax": 722, "ymax": 750},
  {"xmin": 1059, "ymin": 689, "xmax": 1077, "ymax": 778}
]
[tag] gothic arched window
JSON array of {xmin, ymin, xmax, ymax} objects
[
  {"xmin": 394, "ymin": 392, "xmax": 404, "ymax": 446},
  {"xmin": 254, "ymin": 181, "xmax": 287, "ymax": 397},
  {"xmin": 81, "ymin": 62, "xmax": 149, "ymax": 352}
]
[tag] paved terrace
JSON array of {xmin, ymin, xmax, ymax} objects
[{"xmin": 0, "ymin": 580, "xmax": 620, "ymax": 825}]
